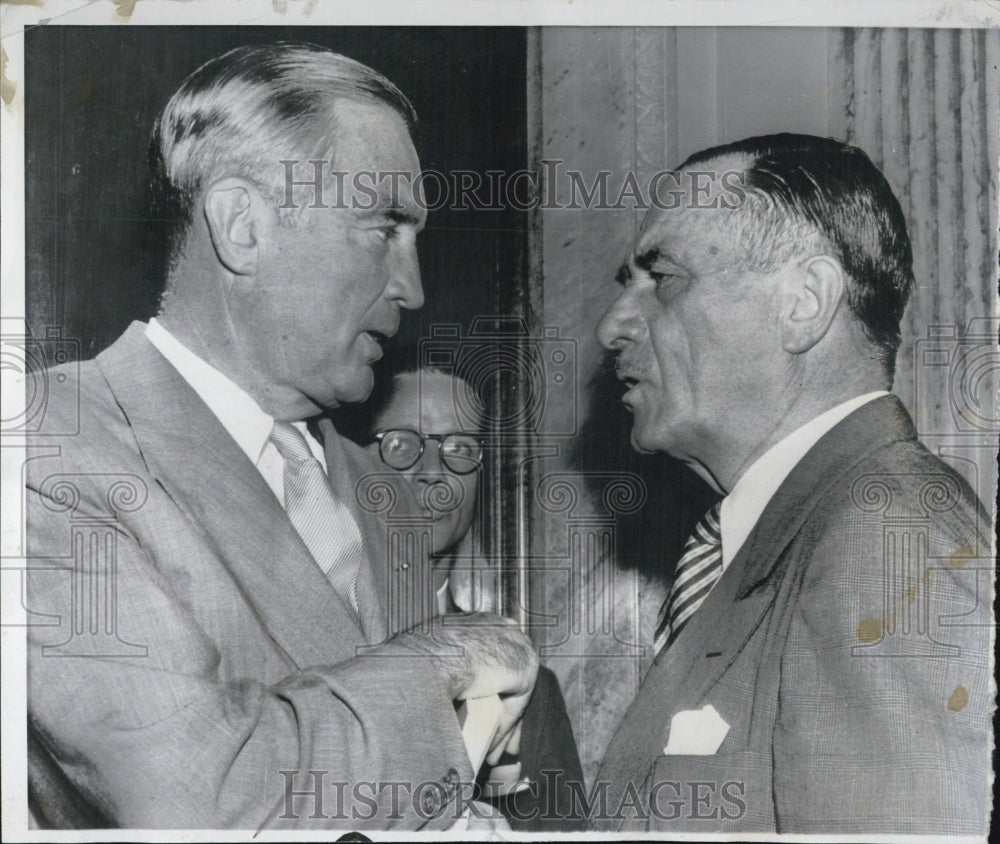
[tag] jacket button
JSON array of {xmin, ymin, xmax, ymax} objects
[
  {"xmin": 443, "ymin": 767, "xmax": 460, "ymax": 792},
  {"xmin": 420, "ymin": 786, "xmax": 442, "ymax": 815}
]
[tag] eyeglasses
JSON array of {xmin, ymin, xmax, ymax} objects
[{"xmin": 373, "ymin": 429, "xmax": 484, "ymax": 475}]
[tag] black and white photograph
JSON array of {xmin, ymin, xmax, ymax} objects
[{"xmin": 1, "ymin": 1, "xmax": 996, "ymax": 839}]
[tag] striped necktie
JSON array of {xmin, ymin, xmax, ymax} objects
[
  {"xmin": 654, "ymin": 502, "xmax": 723, "ymax": 654},
  {"xmin": 270, "ymin": 421, "xmax": 364, "ymax": 612}
]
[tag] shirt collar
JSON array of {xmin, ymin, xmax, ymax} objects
[
  {"xmin": 145, "ymin": 318, "xmax": 275, "ymax": 466},
  {"xmin": 719, "ymin": 391, "xmax": 889, "ymax": 568}
]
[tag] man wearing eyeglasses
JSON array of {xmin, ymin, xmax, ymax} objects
[
  {"xmin": 371, "ymin": 415, "xmax": 484, "ymax": 581},
  {"xmin": 363, "ymin": 367, "xmax": 586, "ymax": 832},
  {"xmin": 24, "ymin": 43, "xmax": 537, "ymax": 831}
]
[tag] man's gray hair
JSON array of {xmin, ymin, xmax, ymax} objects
[{"xmin": 149, "ymin": 42, "xmax": 417, "ymax": 263}]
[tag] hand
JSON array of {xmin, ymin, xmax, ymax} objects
[{"xmin": 392, "ymin": 613, "xmax": 538, "ymax": 763}]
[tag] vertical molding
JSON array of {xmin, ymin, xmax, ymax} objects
[
  {"xmin": 825, "ymin": 29, "xmax": 846, "ymax": 141},
  {"xmin": 522, "ymin": 26, "xmax": 545, "ymax": 637},
  {"xmin": 635, "ymin": 29, "xmax": 668, "ymax": 182},
  {"xmin": 879, "ymin": 30, "xmax": 914, "ymax": 409},
  {"xmin": 903, "ymin": 30, "xmax": 935, "ymax": 421},
  {"xmin": 835, "ymin": 28, "xmax": 997, "ymax": 504},
  {"xmin": 664, "ymin": 29, "xmax": 680, "ymax": 168},
  {"xmin": 839, "ymin": 28, "xmax": 856, "ymax": 144},
  {"xmin": 537, "ymin": 25, "xmax": 677, "ymax": 784},
  {"xmin": 933, "ymin": 30, "xmax": 958, "ymax": 332},
  {"xmin": 852, "ymin": 29, "xmax": 883, "ymax": 168},
  {"xmin": 923, "ymin": 27, "xmax": 953, "ymax": 444},
  {"xmin": 959, "ymin": 30, "xmax": 988, "ymax": 327},
  {"xmin": 493, "ymin": 29, "xmax": 544, "ymax": 631},
  {"xmin": 981, "ymin": 29, "xmax": 1000, "ymax": 322},
  {"xmin": 675, "ymin": 28, "xmax": 719, "ymax": 161}
]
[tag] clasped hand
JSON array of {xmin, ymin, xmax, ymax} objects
[{"xmin": 393, "ymin": 613, "xmax": 538, "ymax": 765}]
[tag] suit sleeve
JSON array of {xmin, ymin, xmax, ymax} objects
[
  {"xmin": 496, "ymin": 665, "xmax": 586, "ymax": 831},
  {"xmin": 770, "ymin": 480, "xmax": 992, "ymax": 835},
  {"xmin": 25, "ymin": 481, "xmax": 474, "ymax": 831}
]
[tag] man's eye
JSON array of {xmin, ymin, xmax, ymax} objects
[
  {"xmin": 379, "ymin": 226, "xmax": 399, "ymax": 241},
  {"xmin": 650, "ymin": 270, "xmax": 684, "ymax": 300}
]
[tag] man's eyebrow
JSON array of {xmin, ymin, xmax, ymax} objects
[
  {"xmin": 614, "ymin": 264, "xmax": 631, "ymax": 285},
  {"xmin": 633, "ymin": 247, "xmax": 662, "ymax": 273},
  {"xmin": 384, "ymin": 208, "xmax": 421, "ymax": 226}
]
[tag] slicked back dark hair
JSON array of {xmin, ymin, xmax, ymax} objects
[{"xmin": 682, "ymin": 133, "xmax": 914, "ymax": 376}]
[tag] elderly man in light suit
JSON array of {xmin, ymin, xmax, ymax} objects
[
  {"xmin": 24, "ymin": 43, "xmax": 536, "ymax": 831},
  {"xmin": 593, "ymin": 134, "xmax": 992, "ymax": 835}
]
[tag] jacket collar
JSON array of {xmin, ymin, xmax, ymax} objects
[
  {"xmin": 732, "ymin": 394, "xmax": 915, "ymax": 599},
  {"xmin": 96, "ymin": 323, "xmax": 394, "ymax": 667},
  {"xmin": 661, "ymin": 395, "xmax": 916, "ymax": 703},
  {"xmin": 594, "ymin": 395, "xmax": 916, "ymax": 829}
]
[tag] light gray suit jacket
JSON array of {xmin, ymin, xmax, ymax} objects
[
  {"xmin": 25, "ymin": 323, "xmax": 472, "ymax": 830},
  {"xmin": 594, "ymin": 397, "xmax": 993, "ymax": 835}
]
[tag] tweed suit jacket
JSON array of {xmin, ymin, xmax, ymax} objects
[
  {"xmin": 24, "ymin": 323, "xmax": 474, "ymax": 830},
  {"xmin": 594, "ymin": 396, "xmax": 993, "ymax": 835}
]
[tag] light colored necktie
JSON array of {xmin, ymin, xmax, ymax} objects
[
  {"xmin": 654, "ymin": 502, "xmax": 723, "ymax": 654},
  {"xmin": 270, "ymin": 421, "xmax": 364, "ymax": 611}
]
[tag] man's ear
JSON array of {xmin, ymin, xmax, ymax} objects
[
  {"xmin": 780, "ymin": 255, "xmax": 846, "ymax": 354},
  {"xmin": 203, "ymin": 178, "xmax": 271, "ymax": 275}
]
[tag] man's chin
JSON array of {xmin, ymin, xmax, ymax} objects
[
  {"xmin": 629, "ymin": 438, "xmax": 657, "ymax": 456},
  {"xmin": 430, "ymin": 514, "xmax": 460, "ymax": 554},
  {"xmin": 329, "ymin": 369, "xmax": 375, "ymax": 407},
  {"xmin": 629, "ymin": 425, "xmax": 658, "ymax": 456}
]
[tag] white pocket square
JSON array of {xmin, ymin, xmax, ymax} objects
[{"xmin": 663, "ymin": 704, "xmax": 730, "ymax": 755}]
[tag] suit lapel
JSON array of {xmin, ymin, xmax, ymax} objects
[
  {"xmin": 595, "ymin": 559, "xmax": 777, "ymax": 825},
  {"xmin": 318, "ymin": 417, "xmax": 437, "ymax": 642},
  {"xmin": 97, "ymin": 323, "xmax": 365, "ymax": 668},
  {"xmin": 657, "ymin": 396, "xmax": 916, "ymax": 700},
  {"xmin": 596, "ymin": 396, "xmax": 916, "ymax": 828},
  {"xmin": 731, "ymin": 395, "xmax": 915, "ymax": 599}
]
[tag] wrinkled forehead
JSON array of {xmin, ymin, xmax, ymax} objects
[
  {"xmin": 375, "ymin": 374, "xmax": 482, "ymax": 433},
  {"xmin": 331, "ymin": 99, "xmax": 420, "ymax": 170},
  {"xmin": 632, "ymin": 152, "xmax": 754, "ymax": 259},
  {"xmin": 327, "ymin": 100, "xmax": 426, "ymax": 219}
]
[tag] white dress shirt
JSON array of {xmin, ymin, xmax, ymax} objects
[
  {"xmin": 719, "ymin": 391, "xmax": 889, "ymax": 569},
  {"xmin": 145, "ymin": 318, "xmax": 327, "ymax": 506}
]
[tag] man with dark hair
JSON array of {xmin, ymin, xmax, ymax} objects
[
  {"xmin": 593, "ymin": 134, "xmax": 991, "ymax": 834},
  {"xmin": 24, "ymin": 43, "xmax": 537, "ymax": 831},
  {"xmin": 681, "ymin": 134, "xmax": 914, "ymax": 373}
]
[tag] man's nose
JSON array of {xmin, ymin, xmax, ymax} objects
[
  {"xmin": 413, "ymin": 441, "xmax": 444, "ymax": 477},
  {"xmin": 596, "ymin": 291, "xmax": 641, "ymax": 351},
  {"xmin": 390, "ymin": 244, "xmax": 424, "ymax": 311},
  {"xmin": 411, "ymin": 447, "xmax": 461, "ymax": 512}
]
